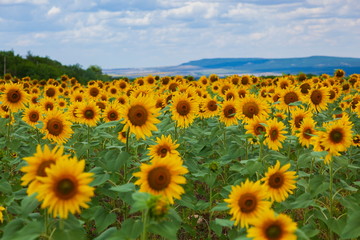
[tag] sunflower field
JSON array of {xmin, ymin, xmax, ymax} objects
[{"xmin": 0, "ymin": 71, "xmax": 360, "ymax": 240}]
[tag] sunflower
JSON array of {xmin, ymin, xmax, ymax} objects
[
  {"xmin": 0, "ymin": 206, "xmax": 5, "ymax": 223},
  {"xmin": 36, "ymin": 156, "xmax": 95, "ymax": 219},
  {"xmin": 244, "ymin": 115, "xmax": 267, "ymax": 138},
  {"xmin": 121, "ymin": 94, "xmax": 160, "ymax": 139},
  {"xmin": 118, "ymin": 130, "xmax": 127, "ymax": 144},
  {"xmin": 289, "ymin": 108, "xmax": 312, "ymax": 134},
  {"xmin": 278, "ymin": 87, "xmax": 302, "ymax": 112},
  {"xmin": 1, "ymin": 82, "xmax": 29, "ymax": 112},
  {"xmin": 224, "ymin": 179, "xmax": 271, "ymax": 228},
  {"xmin": 170, "ymin": 93, "xmax": 198, "ymax": 128},
  {"xmin": 238, "ymin": 94, "xmax": 269, "ymax": 122},
  {"xmin": 67, "ymin": 102, "xmax": 82, "ymax": 123},
  {"xmin": 148, "ymin": 135, "xmax": 180, "ymax": 160},
  {"xmin": 264, "ymin": 118, "xmax": 287, "ymax": 151},
  {"xmin": 296, "ymin": 117, "xmax": 317, "ymax": 148},
  {"xmin": 261, "ymin": 161, "xmax": 297, "ymax": 202},
  {"xmin": 219, "ymin": 99, "xmax": 239, "ymax": 127},
  {"xmin": 320, "ymin": 116, "xmax": 353, "ymax": 155},
  {"xmin": 22, "ymin": 105, "xmax": 43, "ymax": 127},
  {"xmin": 247, "ymin": 209, "xmax": 297, "ymax": 240},
  {"xmin": 40, "ymin": 97, "xmax": 57, "ymax": 112},
  {"xmin": 21, "ymin": 145, "xmax": 67, "ymax": 195},
  {"xmin": 352, "ymin": 134, "xmax": 360, "ymax": 147},
  {"xmin": 70, "ymin": 91, "xmax": 85, "ymax": 103},
  {"xmin": 133, "ymin": 156, "xmax": 188, "ymax": 204},
  {"xmin": 102, "ymin": 102, "xmax": 122, "ymax": 122},
  {"xmin": 76, "ymin": 101, "xmax": 101, "ymax": 126},
  {"xmin": 44, "ymin": 85, "xmax": 58, "ymax": 98},
  {"xmin": 306, "ymin": 87, "xmax": 329, "ymax": 112},
  {"xmin": 87, "ymin": 85, "xmax": 102, "ymax": 99},
  {"xmin": 42, "ymin": 109, "xmax": 73, "ymax": 144},
  {"xmin": 201, "ymin": 97, "xmax": 220, "ymax": 118}
]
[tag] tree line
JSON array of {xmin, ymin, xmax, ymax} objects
[{"xmin": 0, "ymin": 50, "xmax": 113, "ymax": 84}]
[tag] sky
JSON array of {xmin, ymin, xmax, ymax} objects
[{"xmin": 0, "ymin": 0, "xmax": 359, "ymax": 69}]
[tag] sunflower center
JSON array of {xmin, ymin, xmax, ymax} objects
[
  {"xmin": 207, "ymin": 100, "xmax": 217, "ymax": 111},
  {"xmin": 47, "ymin": 118, "xmax": 64, "ymax": 136},
  {"xmin": 45, "ymin": 102, "xmax": 54, "ymax": 111},
  {"xmin": 221, "ymin": 86, "xmax": 230, "ymax": 95},
  {"xmin": 176, "ymin": 100, "xmax": 191, "ymax": 116},
  {"xmin": 268, "ymin": 172, "xmax": 284, "ymax": 189},
  {"xmin": 85, "ymin": 109, "xmax": 95, "ymax": 119},
  {"xmin": 36, "ymin": 160, "xmax": 55, "ymax": 177},
  {"xmin": 46, "ymin": 88, "xmax": 56, "ymax": 97},
  {"xmin": 303, "ymin": 128, "xmax": 313, "ymax": 139},
  {"xmin": 110, "ymin": 88, "xmax": 117, "ymax": 94},
  {"xmin": 242, "ymin": 102, "xmax": 259, "ymax": 118},
  {"xmin": 294, "ymin": 116, "xmax": 304, "ymax": 128},
  {"xmin": 75, "ymin": 96, "xmax": 83, "ymax": 102},
  {"xmin": 300, "ymin": 83, "xmax": 311, "ymax": 94},
  {"xmin": 310, "ymin": 90, "xmax": 322, "ymax": 105},
  {"xmin": 90, "ymin": 87, "xmax": 99, "ymax": 97},
  {"xmin": 30, "ymin": 112, "xmax": 40, "ymax": 122},
  {"xmin": 128, "ymin": 105, "xmax": 148, "ymax": 126},
  {"xmin": 330, "ymin": 128, "xmax": 343, "ymax": 143},
  {"xmin": 255, "ymin": 124, "xmax": 266, "ymax": 135},
  {"xmin": 119, "ymin": 82, "xmax": 126, "ymax": 89},
  {"xmin": 238, "ymin": 193, "xmax": 257, "ymax": 213},
  {"xmin": 147, "ymin": 166, "xmax": 171, "ymax": 191},
  {"xmin": 108, "ymin": 111, "xmax": 118, "ymax": 121},
  {"xmin": 265, "ymin": 223, "xmax": 283, "ymax": 239},
  {"xmin": 157, "ymin": 146, "xmax": 169, "ymax": 158},
  {"xmin": 226, "ymin": 92, "xmax": 235, "ymax": 100},
  {"xmin": 56, "ymin": 178, "xmax": 77, "ymax": 200},
  {"xmin": 329, "ymin": 90, "xmax": 336, "ymax": 100},
  {"xmin": 224, "ymin": 105, "xmax": 236, "ymax": 118},
  {"xmin": 7, "ymin": 89, "xmax": 21, "ymax": 103},
  {"xmin": 284, "ymin": 92, "xmax": 299, "ymax": 105},
  {"xmin": 270, "ymin": 128, "xmax": 279, "ymax": 141}
]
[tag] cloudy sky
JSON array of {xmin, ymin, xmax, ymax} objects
[{"xmin": 0, "ymin": 0, "xmax": 359, "ymax": 69}]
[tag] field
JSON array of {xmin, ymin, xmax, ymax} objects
[{"xmin": 0, "ymin": 71, "xmax": 360, "ymax": 240}]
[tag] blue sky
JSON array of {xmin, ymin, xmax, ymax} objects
[{"xmin": 0, "ymin": 0, "xmax": 359, "ymax": 69}]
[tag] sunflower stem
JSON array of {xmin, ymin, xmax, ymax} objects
[
  {"xmin": 141, "ymin": 209, "xmax": 149, "ymax": 240},
  {"xmin": 329, "ymin": 161, "xmax": 334, "ymax": 240},
  {"xmin": 125, "ymin": 127, "xmax": 130, "ymax": 153},
  {"xmin": 87, "ymin": 125, "xmax": 91, "ymax": 160},
  {"xmin": 44, "ymin": 209, "xmax": 49, "ymax": 236},
  {"xmin": 208, "ymin": 185, "xmax": 214, "ymax": 239},
  {"xmin": 59, "ymin": 219, "xmax": 64, "ymax": 231}
]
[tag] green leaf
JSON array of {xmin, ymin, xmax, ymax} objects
[
  {"xmin": 110, "ymin": 183, "xmax": 135, "ymax": 193},
  {"xmin": 111, "ymin": 219, "xmax": 142, "ymax": 240},
  {"xmin": 215, "ymin": 218, "xmax": 235, "ymax": 228},
  {"xmin": 95, "ymin": 120, "xmax": 120, "ymax": 130},
  {"xmin": 341, "ymin": 210, "xmax": 360, "ymax": 239},
  {"xmin": 52, "ymin": 227, "xmax": 86, "ymax": 240},
  {"xmin": 94, "ymin": 207, "xmax": 117, "ymax": 233},
  {"xmin": 90, "ymin": 172, "xmax": 110, "ymax": 187},
  {"xmin": 211, "ymin": 202, "xmax": 229, "ymax": 212},
  {"xmin": 130, "ymin": 192, "xmax": 151, "ymax": 214},
  {"xmin": 6, "ymin": 221, "xmax": 43, "ymax": 240},
  {"xmin": 93, "ymin": 227, "xmax": 118, "ymax": 240},
  {"xmin": 0, "ymin": 179, "xmax": 12, "ymax": 194},
  {"xmin": 289, "ymin": 192, "xmax": 314, "ymax": 209},
  {"xmin": 148, "ymin": 220, "xmax": 180, "ymax": 240},
  {"xmin": 210, "ymin": 220, "xmax": 222, "ymax": 236},
  {"xmin": 20, "ymin": 194, "xmax": 40, "ymax": 217}
]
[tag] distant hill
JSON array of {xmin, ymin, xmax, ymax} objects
[{"xmin": 104, "ymin": 56, "xmax": 360, "ymax": 78}]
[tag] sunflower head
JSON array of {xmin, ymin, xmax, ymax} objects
[{"xmin": 1, "ymin": 82, "xmax": 29, "ymax": 112}]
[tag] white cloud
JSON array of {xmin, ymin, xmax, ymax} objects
[
  {"xmin": 0, "ymin": 0, "xmax": 48, "ymax": 4},
  {"xmin": 47, "ymin": 6, "xmax": 61, "ymax": 16}
]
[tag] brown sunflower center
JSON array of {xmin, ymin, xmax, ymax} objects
[
  {"xmin": 56, "ymin": 178, "xmax": 77, "ymax": 200},
  {"xmin": 90, "ymin": 87, "xmax": 100, "ymax": 97},
  {"xmin": 221, "ymin": 86, "xmax": 230, "ymax": 95},
  {"xmin": 284, "ymin": 92, "xmax": 299, "ymax": 105},
  {"xmin": 207, "ymin": 100, "xmax": 217, "ymax": 111},
  {"xmin": 47, "ymin": 118, "xmax": 64, "ymax": 136},
  {"xmin": 242, "ymin": 102, "xmax": 259, "ymax": 118},
  {"xmin": 29, "ymin": 112, "xmax": 40, "ymax": 122},
  {"xmin": 108, "ymin": 111, "xmax": 118, "ymax": 121},
  {"xmin": 45, "ymin": 102, "xmax": 54, "ymax": 111},
  {"xmin": 85, "ymin": 109, "xmax": 95, "ymax": 119},
  {"xmin": 265, "ymin": 223, "xmax": 283, "ymax": 239},
  {"xmin": 294, "ymin": 116, "xmax": 304, "ymax": 128},
  {"xmin": 238, "ymin": 193, "xmax": 257, "ymax": 213},
  {"xmin": 329, "ymin": 90, "xmax": 336, "ymax": 100},
  {"xmin": 46, "ymin": 88, "xmax": 56, "ymax": 97},
  {"xmin": 224, "ymin": 105, "xmax": 236, "ymax": 118},
  {"xmin": 268, "ymin": 172, "xmax": 284, "ymax": 189},
  {"xmin": 270, "ymin": 128, "xmax": 279, "ymax": 141},
  {"xmin": 310, "ymin": 90, "xmax": 323, "ymax": 105},
  {"xmin": 300, "ymin": 83, "xmax": 311, "ymax": 94},
  {"xmin": 303, "ymin": 128, "xmax": 313, "ymax": 139},
  {"xmin": 147, "ymin": 166, "xmax": 171, "ymax": 191},
  {"xmin": 119, "ymin": 82, "xmax": 126, "ymax": 89},
  {"xmin": 110, "ymin": 88, "xmax": 117, "ymax": 94},
  {"xmin": 169, "ymin": 83, "xmax": 178, "ymax": 92},
  {"xmin": 7, "ymin": 89, "xmax": 21, "ymax": 103},
  {"xmin": 176, "ymin": 100, "xmax": 191, "ymax": 116},
  {"xmin": 157, "ymin": 145, "xmax": 170, "ymax": 158},
  {"xmin": 75, "ymin": 96, "xmax": 83, "ymax": 102},
  {"xmin": 36, "ymin": 160, "xmax": 55, "ymax": 177},
  {"xmin": 128, "ymin": 105, "xmax": 148, "ymax": 126},
  {"xmin": 255, "ymin": 124, "xmax": 266, "ymax": 135},
  {"xmin": 330, "ymin": 128, "xmax": 343, "ymax": 143}
]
